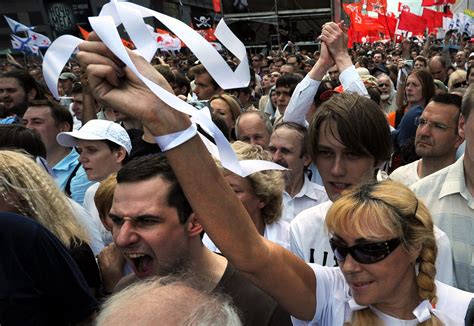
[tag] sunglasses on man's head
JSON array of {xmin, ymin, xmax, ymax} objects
[{"xmin": 329, "ymin": 237, "xmax": 401, "ymax": 264}]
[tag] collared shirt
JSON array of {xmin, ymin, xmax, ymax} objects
[
  {"xmin": 53, "ymin": 149, "xmax": 95, "ymax": 205},
  {"xmin": 411, "ymin": 155, "xmax": 474, "ymax": 292},
  {"xmin": 283, "ymin": 65, "xmax": 368, "ymax": 126},
  {"xmin": 281, "ymin": 177, "xmax": 328, "ymax": 223}
]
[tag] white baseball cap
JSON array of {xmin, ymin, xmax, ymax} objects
[{"xmin": 57, "ymin": 119, "xmax": 132, "ymax": 154}]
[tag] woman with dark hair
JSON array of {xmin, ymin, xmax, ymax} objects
[{"xmin": 389, "ymin": 69, "xmax": 435, "ymax": 171}]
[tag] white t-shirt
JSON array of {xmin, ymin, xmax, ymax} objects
[
  {"xmin": 203, "ymin": 220, "xmax": 290, "ymax": 252},
  {"xmin": 83, "ymin": 182, "xmax": 113, "ymax": 245},
  {"xmin": 291, "ymin": 264, "xmax": 474, "ymax": 325},
  {"xmin": 389, "ymin": 159, "xmax": 420, "ymax": 187},
  {"xmin": 290, "ymin": 201, "xmax": 455, "ymax": 285}
]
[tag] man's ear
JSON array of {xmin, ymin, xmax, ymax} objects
[
  {"xmin": 115, "ymin": 147, "xmax": 127, "ymax": 164},
  {"xmin": 27, "ymin": 88, "xmax": 37, "ymax": 102},
  {"xmin": 58, "ymin": 121, "xmax": 71, "ymax": 133},
  {"xmin": 186, "ymin": 213, "xmax": 203, "ymax": 237}
]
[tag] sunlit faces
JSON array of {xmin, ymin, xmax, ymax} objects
[
  {"xmin": 0, "ymin": 77, "xmax": 29, "ymax": 113},
  {"xmin": 236, "ymin": 113, "xmax": 271, "ymax": 149},
  {"xmin": 76, "ymin": 139, "xmax": 125, "ymax": 181},
  {"xmin": 110, "ymin": 176, "xmax": 190, "ymax": 278},
  {"xmin": 194, "ymin": 73, "xmax": 218, "ymax": 100},
  {"xmin": 314, "ymin": 121, "xmax": 376, "ymax": 202},
  {"xmin": 275, "ymin": 86, "xmax": 292, "ymax": 113},
  {"xmin": 224, "ymin": 172, "xmax": 265, "ymax": 224},
  {"xmin": 335, "ymin": 227, "xmax": 419, "ymax": 312},
  {"xmin": 22, "ymin": 106, "xmax": 67, "ymax": 151},
  {"xmin": 210, "ymin": 98, "xmax": 235, "ymax": 131},
  {"xmin": 269, "ymin": 127, "xmax": 311, "ymax": 185},
  {"xmin": 405, "ymin": 74, "xmax": 423, "ymax": 105},
  {"xmin": 415, "ymin": 101, "xmax": 462, "ymax": 159}
]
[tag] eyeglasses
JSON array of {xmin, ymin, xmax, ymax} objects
[
  {"xmin": 414, "ymin": 117, "xmax": 456, "ymax": 132},
  {"xmin": 329, "ymin": 237, "xmax": 401, "ymax": 264},
  {"xmin": 452, "ymin": 80, "xmax": 467, "ymax": 88}
]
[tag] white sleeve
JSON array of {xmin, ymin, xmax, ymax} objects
[
  {"xmin": 339, "ymin": 65, "xmax": 368, "ymax": 97},
  {"xmin": 283, "ymin": 75, "xmax": 321, "ymax": 126},
  {"xmin": 434, "ymin": 226, "xmax": 454, "ymax": 286}
]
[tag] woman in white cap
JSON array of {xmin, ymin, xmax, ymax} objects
[{"xmin": 57, "ymin": 119, "xmax": 132, "ymax": 244}]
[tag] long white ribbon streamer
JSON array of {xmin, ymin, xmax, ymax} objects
[{"xmin": 42, "ymin": 0, "xmax": 284, "ymax": 177}]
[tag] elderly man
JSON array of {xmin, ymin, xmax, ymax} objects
[
  {"xmin": 429, "ymin": 56, "xmax": 449, "ymax": 85},
  {"xmin": 377, "ymin": 73, "xmax": 397, "ymax": 114},
  {"xmin": 235, "ymin": 110, "xmax": 272, "ymax": 149},
  {"xmin": 390, "ymin": 94, "xmax": 464, "ymax": 186},
  {"xmin": 269, "ymin": 122, "xmax": 328, "ymax": 222},
  {"xmin": 412, "ymin": 86, "xmax": 474, "ymax": 292},
  {"xmin": 107, "ymin": 154, "xmax": 291, "ymax": 325}
]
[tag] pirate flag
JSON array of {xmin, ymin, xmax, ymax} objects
[{"xmin": 192, "ymin": 14, "xmax": 213, "ymax": 30}]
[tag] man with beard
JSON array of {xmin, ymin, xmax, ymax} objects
[
  {"xmin": 390, "ymin": 94, "xmax": 464, "ymax": 187},
  {"xmin": 108, "ymin": 154, "xmax": 291, "ymax": 326},
  {"xmin": 268, "ymin": 122, "xmax": 328, "ymax": 222},
  {"xmin": 0, "ymin": 70, "xmax": 40, "ymax": 124},
  {"xmin": 377, "ymin": 73, "xmax": 397, "ymax": 115}
]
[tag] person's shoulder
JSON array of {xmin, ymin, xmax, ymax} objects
[
  {"xmin": 291, "ymin": 201, "xmax": 332, "ymax": 228},
  {"xmin": 411, "ymin": 162, "xmax": 451, "ymax": 193},
  {"xmin": 435, "ymin": 281, "xmax": 474, "ymax": 314}
]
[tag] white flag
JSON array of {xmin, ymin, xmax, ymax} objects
[
  {"xmin": 27, "ymin": 30, "xmax": 51, "ymax": 47},
  {"xmin": 11, "ymin": 34, "xmax": 40, "ymax": 55},
  {"xmin": 4, "ymin": 16, "xmax": 33, "ymax": 33}
]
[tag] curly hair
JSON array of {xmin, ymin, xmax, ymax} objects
[
  {"xmin": 219, "ymin": 141, "xmax": 285, "ymax": 224},
  {"xmin": 0, "ymin": 150, "xmax": 88, "ymax": 247},
  {"xmin": 326, "ymin": 179, "xmax": 442, "ymax": 326}
]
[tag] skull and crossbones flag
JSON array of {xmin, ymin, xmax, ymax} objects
[{"xmin": 192, "ymin": 15, "xmax": 213, "ymax": 29}]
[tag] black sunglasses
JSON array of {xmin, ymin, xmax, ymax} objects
[
  {"xmin": 452, "ymin": 80, "xmax": 467, "ymax": 88},
  {"xmin": 329, "ymin": 237, "xmax": 401, "ymax": 264}
]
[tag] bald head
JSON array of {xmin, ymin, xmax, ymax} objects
[
  {"xmin": 97, "ymin": 278, "xmax": 241, "ymax": 325},
  {"xmin": 235, "ymin": 111, "xmax": 272, "ymax": 149}
]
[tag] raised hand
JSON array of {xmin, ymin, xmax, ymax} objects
[{"xmin": 77, "ymin": 33, "xmax": 190, "ymax": 136}]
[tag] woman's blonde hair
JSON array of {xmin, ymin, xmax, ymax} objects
[
  {"xmin": 0, "ymin": 150, "xmax": 88, "ymax": 247},
  {"xmin": 218, "ymin": 141, "xmax": 285, "ymax": 224},
  {"xmin": 209, "ymin": 93, "xmax": 242, "ymax": 122},
  {"xmin": 448, "ymin": 69, "xmax": 467, "ymax": 92},
  {"xmin": 326, "ymin": 179, "xmax": 442, "ymax": 326}
]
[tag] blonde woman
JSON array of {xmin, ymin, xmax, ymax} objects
[
  {"xmin": 0, "ymin": 150, "xmax": 101, "ymax": 294},
  {"xmin": 203, "ymin": 141, "xmax": 289, "ymax": 250}
]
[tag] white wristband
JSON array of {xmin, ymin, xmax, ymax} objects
[{"xmin": 154, "ymin": 123, "xmax": 198, "ymax": 151}]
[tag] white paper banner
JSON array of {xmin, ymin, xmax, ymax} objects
[{"xmin": 42, "ymin": 0, "xmax": 284, "ymax": 178}]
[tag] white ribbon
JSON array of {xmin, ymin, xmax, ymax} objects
[{"xmin": 42, "ymin": 0, "xmax": 284, "ymax": 178}]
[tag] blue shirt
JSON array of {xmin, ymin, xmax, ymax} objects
[{"xmin": 53, "ymin": 149, "xmax": 95, "ymax": 205}]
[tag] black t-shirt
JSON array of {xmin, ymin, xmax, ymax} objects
[
  {"xmin": 216, "ymin": 263, "xmax": 292, "ymax": 326},
  {"xmin": 0, "ymin": 212, "xmax": 98, "ymax": 325}
]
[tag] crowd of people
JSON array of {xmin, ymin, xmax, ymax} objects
[{"xmin": 0, "ymin": 19, "xmax": 473, "ymax": 325}]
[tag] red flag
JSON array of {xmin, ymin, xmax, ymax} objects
[
  {"xmin": 398, "ymin": 2, "xmax": 410, "ymax": 13},
  {"xmin": 377, "ymin": 13, "xmax": 397, "ymax": 39},
  {"xmin": 398, "ymin": 11, "xmax": 427, "ymax": 34},
  {"xmin": 351, "ymin": 11, "xmax": 385, "ymax": 32},
  {"xmin": 343, "ymin": 3, "xmax": 362, "ymax": 16},
  {"xmin": 212, "ymin": 0, "xmax": 221, "ymax": 13},
  {"xmin": 367, "ymin": 0, "xmax": 387, "ymax": 14},
  {"xmin": 421, "ymin": 0, "xmax": 455, "ymax": 6},
  {"xmin": 422, "ymin": 8, "xmax": 443, "ymax": 32}
]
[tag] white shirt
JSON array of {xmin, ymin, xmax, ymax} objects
[
  {"xmin": 83, "ymin": 183, "xmax": 113, "ymax": 245},
  {"xmin": 290, "ymin": 201, "xmax": 455, "ymax": 285},
  {"xmin": 411, "ymin": 155, "xmax": 474, "ymax": 292},
  {"xmin": 281, "ymin": 177, "xmax": 328, "ymax": 223},
  {"xmin": 390, "ymin": 159, "xmax": 420, "ymax": 187},
  {"xmin": 67, "ymin": 198, "xmax": 105, "ymax": 256},
  {"xmin": 283, "ymin": 65, "xmax": 368, "ymax": 126},
  {"xmin": 203, "ymin": 220, "xmax": 290, "ymax": 252},
  {"xmin": 291, "ymin": 264, "xmax": 474, "ymax": 325}
]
